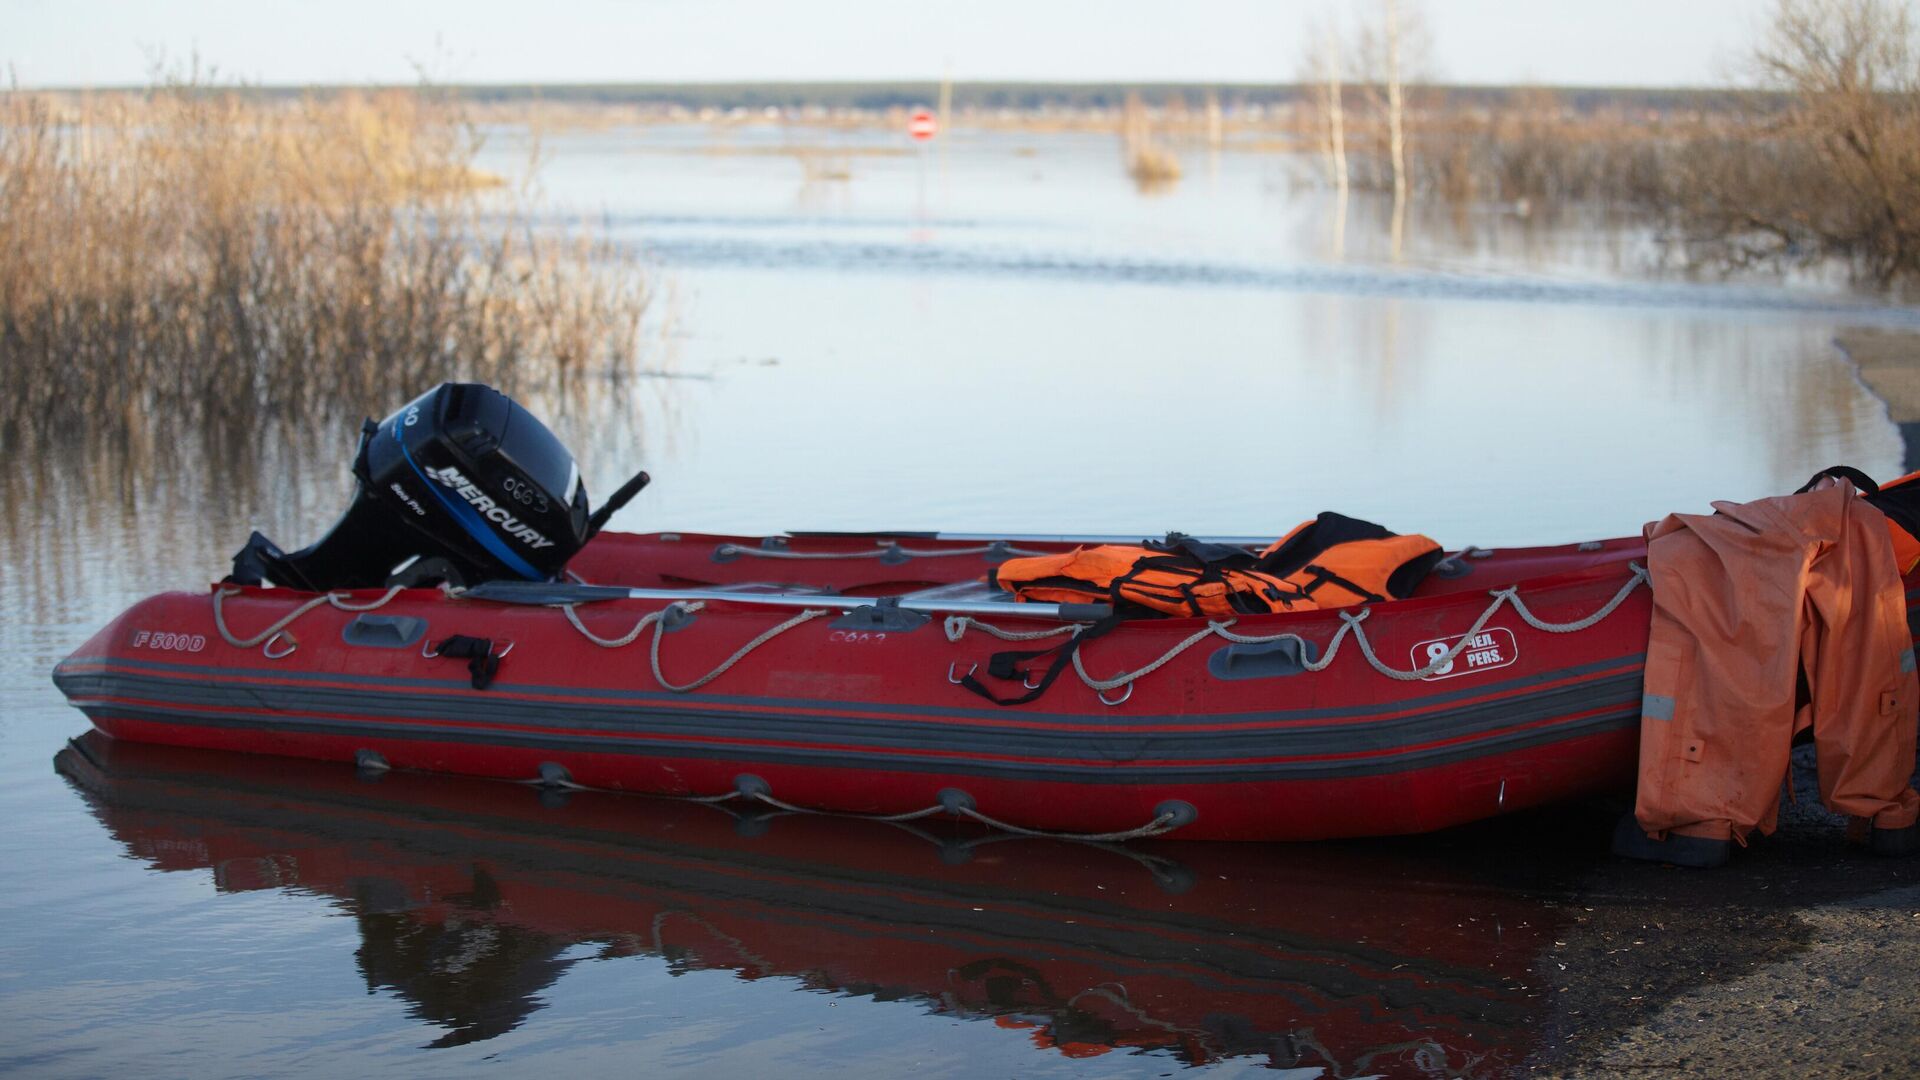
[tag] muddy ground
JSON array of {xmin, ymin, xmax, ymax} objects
[
  {"xmin": 1368, "ymin": 744, "xmax": 1920, "ymax": 1077},
  {"xmin": 1540, "ymin": 748, "xmax": 1919, "ymax": 1077}
]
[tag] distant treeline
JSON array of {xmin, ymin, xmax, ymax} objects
[{"xmin": 40, "ymin": 80, "xmax": 1768, "ymax": 116}]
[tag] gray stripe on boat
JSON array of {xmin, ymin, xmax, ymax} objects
[
  {"xmin": 54, "ymin": 651, "xmax": 1646, "ymax": 728},
  {"xmin": 74, "ymin": 701, "xmax": 1640, "ymax": 784},
  {"xmin": 58, "ymin": 668, "xmax": 1642, "ymax": 763}
]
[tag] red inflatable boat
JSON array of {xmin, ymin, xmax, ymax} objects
[
  {"xmin": 55, "ymin": 523, "xmax": 1663, "ymax": 840},
  {"xmin": 48, "ymin": 382, "xmax": 1810, "ymax": 841}
]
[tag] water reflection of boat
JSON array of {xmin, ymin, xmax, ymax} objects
[{"xmin": 56, "ymin": 731, "xmax": 1556, "ymax": 1075}]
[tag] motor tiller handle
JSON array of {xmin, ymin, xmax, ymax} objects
[{"xmin": 587, "ymin": 470, "xmax": 651, "ymax": 540}]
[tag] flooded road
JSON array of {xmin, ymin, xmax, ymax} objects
[{"xmin": 5, "ymin": 124, "xmax": 1920, "ymax": 1076}]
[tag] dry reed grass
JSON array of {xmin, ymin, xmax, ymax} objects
[
  {"xmin": 1120, "ymin": 92, "xmax": 1182, "ymax": 191},
  {"xmin": 0, "ymin": 82, "xmax": 651, "ymax": 450}
]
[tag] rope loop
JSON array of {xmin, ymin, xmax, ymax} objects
[
  {"xmin": 1070, "ymin": 621, "xmax": 1220, "ymax": 693},
  {"xmin": 557, "ymin": 595, "xmax": 845, "ymax": 693},
  {"xmin": 943, "ymin": 614, "xmax": 1085, "ymax": 643},
  {"xmin": 954, "ymin": 804, "xmax": 1182, "ymax": 842},
  {"xmin": 517, "ymin": 770, "xmax": 1189, "ymax": 842},
  {"xmin": 1503, "ymin": 562, "xmax": 1651, "ymax": 633},
  {"xmin": 213, "ymin": 585, "xmax": 407, "ymax": 650},
  {"xmin": 748, "ymin": 789, "xmax": 951, "ymax": 823},
  {"xmin": 649, "ymin": 605, "xmax": 829, "ymax": 693},
  {"xmin": 563, "ymin": 600, "xmax": 706, "ymax": 648},
  {"xmin": 719, "ymin": 542, "xmax": 1052, "ymax": 561}
]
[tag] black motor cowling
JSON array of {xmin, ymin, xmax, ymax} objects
[{"xmin": 230, "ymin": 383, "xmax": 645, "ymax": 592}]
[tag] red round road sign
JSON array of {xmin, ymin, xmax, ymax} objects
[{"xmin": 907, "ymin": 109, "xmax": 938, "ymax": 141}]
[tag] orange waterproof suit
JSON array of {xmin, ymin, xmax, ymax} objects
[{"xmin": 1634, "ymin": 481, "xmax": 1920, "ymax": 846}]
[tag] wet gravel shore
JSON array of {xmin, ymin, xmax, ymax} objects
[
  {"xmin": 1444, "ymin": 747, "xmax": 1920, "ymax": 1077},
  {"xmin": 1842, "ymin": 328, "xmax": 1920, "ymax": 472}
]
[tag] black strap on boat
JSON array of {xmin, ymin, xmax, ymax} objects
[
  {"xmin": 1111, "ymin": 556, "xmax": 1213, "ymax": 619},
  {"xmin": 1146, "ymin": 531, "xmax": 1253, "ymax": 565},
  {"xmin": 1796, "ymin": 465, "xmax": 1880, "ymax": 495},
  {"xmin": 430, "ymin": 634, "xmax": 502, "ymax": 690},
  {"xmin": 1807, "ymin": 464, "xmax": 1920, "ymax": 554},
  {"xmin": 1294, "ymin": 562, "xmax": 1386, "ymax": 604},
  {"xmin": 959, "ymin": 613, "xmax": 1123, "ymax": 706}
]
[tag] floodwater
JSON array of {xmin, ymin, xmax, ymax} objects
[{"xmin": 5, "ymin": 124, "xmax": 1920, "ymax": 1077}]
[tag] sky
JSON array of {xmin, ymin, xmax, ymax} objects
[{"xmin": 4, "ymin": 0, "xmax": 1777, "ymax": 88}]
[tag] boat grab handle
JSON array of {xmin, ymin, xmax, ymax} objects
[
  {"xmin": 342, "ymin": 614, "xmax": 428, "ymax": 650},
  {"xmin": 1207, "ymin": 638, "xmax": 1318, "ymax": 680}
]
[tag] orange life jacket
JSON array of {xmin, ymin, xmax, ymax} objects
[
  {"xmin": 1805, "ymin": 465, "xmax": 1920, "ymax": 574},
  {"xmin": 1255, "ymin": 514, "xmax": 1446, "ymax": 608},
  {"xmin": 1865, "ymin": 467, "xmax": 1920, "ymax": 574},
  {"xmin": 989, "ymin": 513, "xmax": 1443, "ymax": 619},
  {"xmin": 989, "ymin": 543, "xmax": 1306, "ymax": 619}
]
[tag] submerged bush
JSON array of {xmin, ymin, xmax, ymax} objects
[
  {"xmin": 1292, "ymin": 1, "xmax": 1920, "ymax": 289},
  {"xmin": 1656, "ymin": 0, "xmax": 1920, "ymax": 288},
  {"xmin": 0, "ymin": 83, "xmax": 649, "ymax": 449}
]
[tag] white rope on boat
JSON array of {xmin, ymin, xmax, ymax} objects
[
  {"xmin": 649, "ymin": 603, "xmax": 830, "ymax": 693},
  {"xmin": 562, "ymin": 600, "xmax": 706, "ymax": 648},
  {"xmin": 212, "ymin": 585, "xmax": 408, "ymax": 649},
  {"xmin": 959, "ymin": 562, "xmax": 1651, "ymax": 697},
  {"xmin": 1070, "ymin": 623, "xmax": 1223, "ymax": 692},
  {"xmin": 942, "ymin": 615, "xmax": 1083, "ymax": 642},
  {"xmin": 1500, "ymin": 565, "xmax": 1651, "ymax": 632},
  {"xmin": 515, "ymin": 768, "xmax": 1186, "ymax": 840},
  {"xmin": 952, "ymin": 803, "xmax": 1184, "ymax": 842},
  {"xmin": 748, "ymin": 789, "xmax": 952, "ymax": 823},
  {"xmin": 715, "ymin": 541, "xmax": 1053, "ymax": 560}
]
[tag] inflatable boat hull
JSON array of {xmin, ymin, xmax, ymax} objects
[{"xmin": 51, "ymin": 531, "xmax": 1676, "ymax": 841}]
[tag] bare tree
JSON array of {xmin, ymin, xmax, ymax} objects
[
  {"xmin": 1384, "ymin": 0, "xmax": 1408, "ymax": 208},
  {"xmin": 1348, "ymin": 0, "xmax": 1429, "ymax": 256},
  {"xmin": 1351, "ymin": 1, "xmax": 1429, "ymax": 194},
  {"xmin": 1328, "ymin": 24, "xmax": 1352, "ymax": 200},
  {"xmin": 1300, "ymin": 13, "xmax": 1351, "ymax": 199},
  {"xmin": 1758, "ymin": 0, "xmax": 1919, "ymax": 272},
  {"xmin": 1663, "ymin": 0, "xmax": 1920, "ymax": 284}
]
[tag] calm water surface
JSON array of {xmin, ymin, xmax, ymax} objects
[{"xmin": 4, "ymin": 125, "xmax": 1918, "ymax": 1077}]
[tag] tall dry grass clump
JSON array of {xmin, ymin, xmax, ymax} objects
[
  {"xmin": 0, "ymin": 83, "xmax": 649, "ymax": 449},
  {"xmin": 1120, "ymin": 92, "xmax": 1182, "ymax": 191}
]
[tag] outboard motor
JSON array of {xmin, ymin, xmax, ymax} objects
[{"xmin": 230, "ymin": 383, "xmax": 648, "ymax": 591}]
